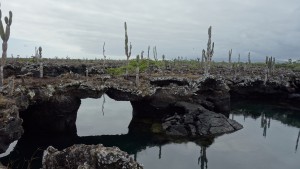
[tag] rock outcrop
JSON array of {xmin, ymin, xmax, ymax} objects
[
  {"xmin": 20, "ymin": 95, "xmax": 81, "ymax": 136},
  {"xmin": 42, "ymin": 144, "xmax": 143, "ymax": 169},
  {"xmin": 162, "ymin": 102, "xmax": 242, "ymax": 137}
]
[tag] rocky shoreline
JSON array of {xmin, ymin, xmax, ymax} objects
[{"xmin": 0, "ymin": 62, "xmax": 299, "ymax": 168}]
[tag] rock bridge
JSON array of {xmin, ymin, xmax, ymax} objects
[{"xmin": 1, "ymin": 74, "xmax": 300, "ymax": 154}]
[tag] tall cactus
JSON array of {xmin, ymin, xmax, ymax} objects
[
  {"xmin": 141, "ymin": 50, "xmax": 144, "ymax": 60},
  {"xmin": 124, "ymin": 22, "xmax": 132, "ymax": 77},
  {"xmin": 103, "ymin": 42, "xmax": 106, "ymax": 68},
  {"xmin": 153, "ymin": 46, "xmax": 158, "ymax": 61},
  {"xmin": 264, "ymin": 56, "xmax": 276, "ymax": 84},
  {"xmin": 147, "ymin": 46, "xmax": 150, "ymax": 74},
  {"xmin": 228, "ymin": 49, "xmax": 232, "ymax": 69},
  {"xmin": 202, "ymin": 26, "xmax": 214, "ymax": 76},
  {"xmin": 228, "ymin": 49, "xmax": 232, "ymax": 63},
  {"xmin": 237, "ymin": 53, "xmax": 240, "ymax": 67},
  {"xmin": 136, "ymin": 55, "xmax": 140, "ymax": 87},
  {"xmin": 147, "ymin": 46, "xmax": 150, "ymax": 59},
  {"xmin": 0, "ymin": 6, "xmax": 12, "ymax": 88},
  {"xmin": 248, "ymin": 52, "xmax": 251, "ymax": 64},
  {"xmin": 162, "ymin": 54, "xmax": 166, "ymax": 75},
  {"xmin": 38, "ymin": 46, "xmax": 43, "ymax": 78}
]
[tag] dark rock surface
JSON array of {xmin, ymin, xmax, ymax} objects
[
  {"xmin": 0, "ymin": 102, "xmax": 23, "ymax": 154},
  {"xmin": 20, "ymin": 95, "xmax": 81, "ymax": 136},
  {"xmin": 42, "ymin": 144, "xmax": 143, "ymax": 169},
  {"xmin": 162, "ymin": 102, "xmax": 243, "ymax": 137}
]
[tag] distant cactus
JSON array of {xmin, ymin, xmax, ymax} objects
[
  {"xmin": 202, "ymin": 26, "xmax": 214, "ymax": 76},
  {"xmin": 228, "ymin": 49, "xmax": 232, "ymax": 63},
  {"xmin": 103, "ymin": 42, "xmax": 106, "ymax": 68},
  {"xmin": 136, "ymin": 55, "xmax": 140, "ymax": 87},
  {"xmin": 264, "ymin": 56, "xmax": 276, "ymax": 84},
  {"xmin": 38, "ymin": 46, "xmax": 43, "ymax": 78},
  {"xmin": 153, "ymin": 46, "xmax": 158, "ymax": 61},
  {"xmin": 0, "ymin": 5, "xmax": 12, "ymax": 88},
  {"xmin": 248, "ymin": 52, "xmax": 251, "ymax": 64},
  {"xmin": 162, "ymin": 54, "xmax": 166, "ymax": 75},
  {"xmin": 147, "ymin": 46, "xmax": 150, "ymax": 74},
  {"xmin": 238, "ymin": 53, "xmax": 240, "ymax": 67},
  {"xmin": 147, "ymin": 46, "xmax": 150, "ymax": 59},
  {"xmin": 228, "ymin": 49, "xmax": 232, "ymax": 69},
  {"xmin": 141, "ymin": 51, "xmax": 144, "ymax": 60},
  {"xmin": 124, "ymin": 22, "xmax": 132, "ymax": 77}
]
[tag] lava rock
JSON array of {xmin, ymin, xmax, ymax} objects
[
  {"xmin": 42, "ymin": 144, "xmax": 143, "ymax": 169},
  {"xmin": 162, "ymin": 102, "xmax": 243, "ymax": 137},
  {"xmin": 0, "ymin": 104, "xmax": 23, "ymax": 154}
]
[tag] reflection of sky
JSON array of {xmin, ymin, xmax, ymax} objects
[
  {"xmin": 76, "ymin": 95, "xmax": 132, "ymax": 136},
  {"xmin": 136, "ymin": 115, "xmax": 300, "ymax": 169},
  {"xmin": 0, "ymin": 141, "xmax": 17, "ymax": 158}
]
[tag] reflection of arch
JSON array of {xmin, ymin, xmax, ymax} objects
[{"xmin": 0, "ymin": 133, "xmax": 215, "ymax": 169}]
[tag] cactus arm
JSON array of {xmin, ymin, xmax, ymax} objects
[
  {"xmin": 5, "ymin": 23, "xmax": 10, "ymax": 41},
  {"xmin": 0, "ymin": 10, "xmax": 4, "ymax": 41},
  {"xmin": 129, "ymin": 42, "xmax": 132, "ymax": 58},
  {"xmin": 8, "ymin": 11, "xmax": 12, "ymax": 26}
]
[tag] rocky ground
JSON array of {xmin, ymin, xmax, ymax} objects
[{"xmin": 0, "ymin": 61, "xmax": 299, "ymax": 168}]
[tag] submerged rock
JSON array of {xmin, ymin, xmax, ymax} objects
[{"xmin": 42, "ymin": 144, "xmax": 143, "ymax": 169}]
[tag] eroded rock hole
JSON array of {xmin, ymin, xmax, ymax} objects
[{"xmin": 76, "ymin": 95, "xmax": 132, "ymax": 136}]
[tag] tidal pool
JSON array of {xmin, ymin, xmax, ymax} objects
[{"xmin": 0, "ymin": 96, "xmax": 299, "ymax": 169}]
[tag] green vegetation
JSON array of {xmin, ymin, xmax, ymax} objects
[{"xmin": 107, "ymin": 59, "xmax": 161, "ymax": 76}]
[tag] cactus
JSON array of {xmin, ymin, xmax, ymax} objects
[
  {"xmin": 147, "ymin": 46, "xmax": 150, "ymax": 59},
  {"xmin": 136, "ymin": 55, "xmax": 140, "ymax": 87},
  {"xmin": 0, "ymin": 6, "xmax": 12, "ymax": 88},
  {"xmin": 248, "ymin": 52, "xmax": 251, "ymax": 64},
  {"xmin": 237, "ymin": 53, "xmax": 240, "ymax": 67},
  {"xmin": 228, "ymin": 49, "xmax": 232, "ymax": 69},
  {"xmin": 264, "ymin": 56, "xmax": 276, "ymax": 84},
  {"xmin": 141, "ymin": 50, "xmax": 144, "ymax": 60},
  {"xmin": 38, "ymin": 46, "xmax": 43, "ymax": 78},
  {"xmin": 103, "ymin": 42, "xmax": 106, "ymax": 68},
  {"xmin": 228, "ymin": 49, "xmax": 232, "ymax": 63},
  {"xmin": 153, "ymin": 46, "xmax": 158, "ymax": 61},
  {"xmin": 162, "ymin": 54, "xmax": 166, "ymax": 75},
  {"xmin": 124, "ymin": 22, "xmax": 132, "ymax": 77},
  {"xmin": 202, "ymin": 26, "xmax": 214, "ymax": 76},
  {"xmin": 147, "ymin": 46, "xmax": 150, "ymax": 74}
]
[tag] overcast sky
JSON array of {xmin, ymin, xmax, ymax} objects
[{"xmin": 1, "ymin": 0, "xmax": 300, "ymax": 61}]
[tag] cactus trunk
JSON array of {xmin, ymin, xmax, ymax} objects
[{"xmin": 40, "ymin": 62, "xmax": 43, "ymax": 78}]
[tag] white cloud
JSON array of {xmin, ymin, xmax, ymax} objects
[{"xmin": 1, "ymin": 0, "xmax": 299, "ymax": 60}]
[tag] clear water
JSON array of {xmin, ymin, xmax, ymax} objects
[{"xmin": 0, "ymin": 96, "xmax": 299, "ymax": 169}]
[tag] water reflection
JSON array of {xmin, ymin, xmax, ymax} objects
[
  {"xmin": 198, "ymin": 146, "xmax": 208, "ymax": 169},
  {"xmin": 1, "ymin": 99, "xmax": 300, "ymax": 169},
  {"xmin": 0, "ymin": 133, "xmax": 215, "ymax": 169},
  {"xmin": 102, "ymin": 94, "xmax": 106, "ymax": 116},
  {"xmin": 296, "ymin": 130, "xmax": 300, "ymax": 153}
]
